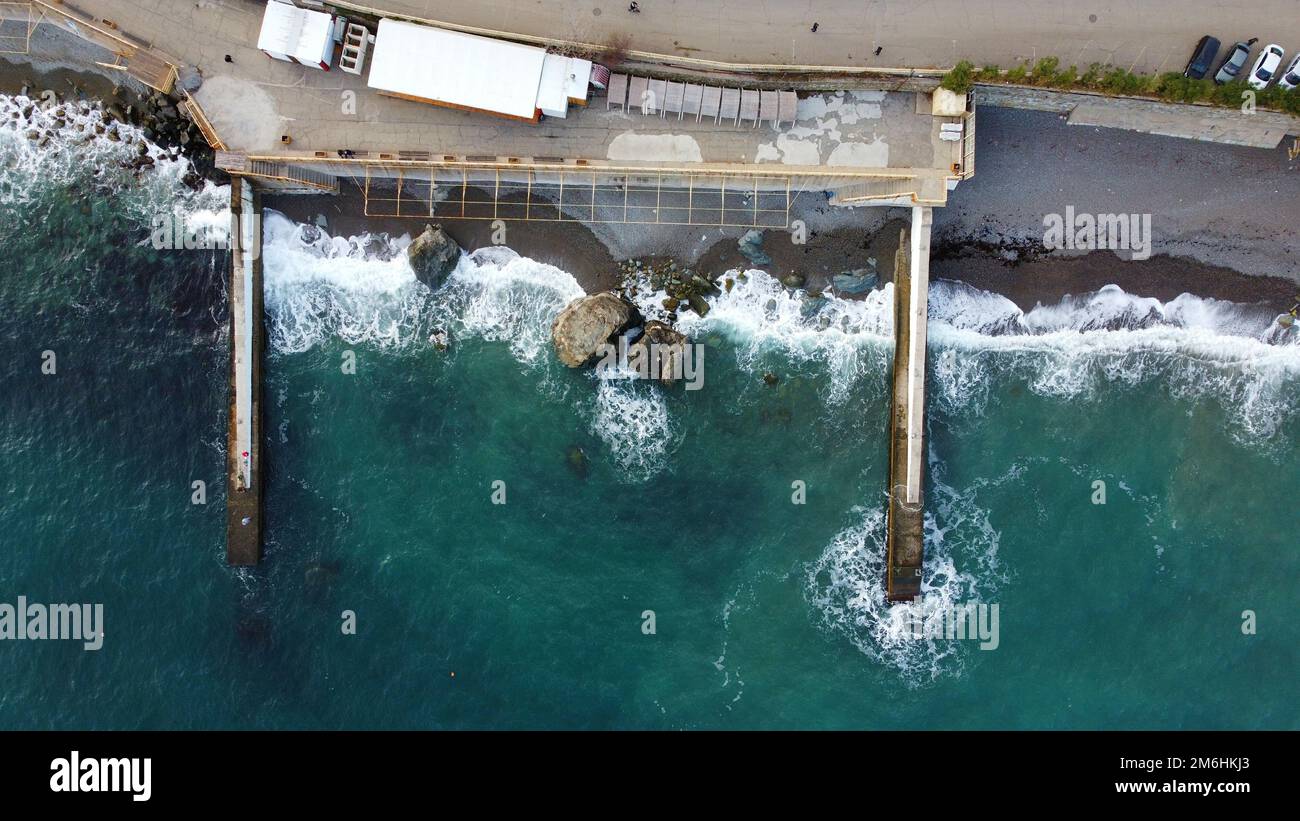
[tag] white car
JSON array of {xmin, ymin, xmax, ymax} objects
[
  {"xmin": 1247, "ymin": 44, "xmax": 1285, "ymax": 90},
  {"xmin": 1279, "ymin": 54, "xmax": 1300, "ymax": 90}
]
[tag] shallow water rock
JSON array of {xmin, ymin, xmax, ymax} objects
[
  {"xmin": 407, "ymin": 223, "xmax": 462, "ymax": 289},
  {"xmin": 299, "ymin": 223, "xmax": 322, "ymax": 244},
  {"xmin": 565, "ymin": 445, "xmax": 589, "ymax": 478},
  {"xmin": 780, "ymin": 272, "xmax": 806, "ymax": 289},
  {"xmin": 627, "ymin": 320, "xmax": 690, "ymax": 385}
]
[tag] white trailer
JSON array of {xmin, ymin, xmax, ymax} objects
[{"xmin": 257, "ymin": 1, "xmax": 336, "ymax": 70}]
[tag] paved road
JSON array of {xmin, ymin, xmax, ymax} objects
[{"xmin": 366, "ymin": 0, "xmax": 1300, "ymax": 74}]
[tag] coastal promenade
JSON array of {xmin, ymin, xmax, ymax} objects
[{"xmin": 73, "ymin": 0, "xmax": 971, "ymax": 207}]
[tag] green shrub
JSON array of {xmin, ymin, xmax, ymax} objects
[
  {"xmin": 941, "ymin": 60, "xmax": 975, "ymax": 94},
  {"xmin": 1031, "ymin": 57, "xmax": 1060, "ymax": 85},
  {"xmin": 946, "ymin": 53, "xmax": 1300, "ymax": 115},
  {"xmin": 1050, "ymin": 65, "xmax": 1079, "ymax": 89}
]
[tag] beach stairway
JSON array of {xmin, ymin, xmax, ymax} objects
[{"xmin": 339, "ymin": 23, "xmax": 372, "ymax": 76}]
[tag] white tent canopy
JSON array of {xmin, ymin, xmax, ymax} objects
[
  {"xmin": 366, "ymin": 19, "xmax": 593, "ymax": 122},
  {"xmin": 368, "ymin": 19, "xmax": 547, "ymax": 121}
]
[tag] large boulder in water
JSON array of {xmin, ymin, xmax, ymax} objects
[
  {"xmin": 408, "ymin": 223, "xmax": 461, "ymax": 289},
  {"xmin": 551, "ymin": 292, "xmax": 639, "ymax": 367}
]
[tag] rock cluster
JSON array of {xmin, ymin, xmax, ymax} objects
[{"xmin": 616, "ymin": 258, "xmax": 721, "ymax": 319}]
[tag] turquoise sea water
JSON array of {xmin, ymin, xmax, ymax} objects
[{"xmin": 2, "ymin": 95, "xmax": 1297, "ymax": 729}]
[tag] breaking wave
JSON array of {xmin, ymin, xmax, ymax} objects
[
  {"xmin": 806, "ymin": 464, "xmax": 1009, "ymax": 684},
  {"xmin": 0, "ymin": 93, "xmax": 225, "ymax": 217},
  {"xmin": 626, "ymin": 268, "xmax": 895, "ymax": 405},
  {"xmin": 259, "ymin": 212, "xmax": 584, "ymax": 357},
  {"xmin": 587, "ymin": 378, "xmax": 679, "ymax": 482},
  {"xmin": 928, "ymin": 280, "xmax": 1300, "ymax": 442}
]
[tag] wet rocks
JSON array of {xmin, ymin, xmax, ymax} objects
[
  {"xmin": 407, "ymin": 223, "xmax": 462, "ymax": 289},
  {"xmin": 616, "ymin": 257, "xmax": 719, "ymax": 318},
  {"xmin": 627, "ymin": 320, "xmax": 689, "ymax": 385},
  {"xmin": 551, "ymin": 291, "xmax": 640, "ymax": 367},
  {"xmin": 686, "ymin": 292, "xmax": 711, "ymax": 317},
  {"xmin": 780, "ymin": 272, "xmax": 806, "ymax": 289}
]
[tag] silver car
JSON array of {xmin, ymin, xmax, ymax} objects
[
  {"xmin": 1214, "ymin": 39, "xmax": 1257, "ymax": 84},
  {"xmin": 1277, "ymin": 54, "xmax": 1300, "ymax": 91}
]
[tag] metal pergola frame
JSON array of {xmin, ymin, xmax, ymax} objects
[
  {"xmin": 359, "ymin": 164, "xmax": 804, "ymax": 228},
  {"xmin": 0, "ymin": 3, "xmax": 37, "ymax": 54}
]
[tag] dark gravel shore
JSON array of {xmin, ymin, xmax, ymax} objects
[{"xmin": 268, "ymin": 183, "xmax": 1298, "ymax": 313}]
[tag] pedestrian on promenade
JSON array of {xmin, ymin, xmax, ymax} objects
[
  {"xmin": 628, "ymin": 2, "xmax": 640, "ymax": 12},
  {"xmin": 874, "ymin": 46, "xmax": 883, "ymax": 56},
  {"xmin": 811, "ymin": 23, "xmax": 819, "ymax": 33}
]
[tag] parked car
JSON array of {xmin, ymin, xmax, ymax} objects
[
  {"xmin": 1279, "ymin": 54, "xmax": 1300, "ymax": 90},
  {"xmin": 1247, "ymin": 44, "xmax": 1286, "ymax": 89},
  {"xmin": 1184, "ymin": 35, "xmax": 1221, "ymax": 79},
  {"xmin": 1214, "ymin": 39, "xmax": 1257, "ymax": 84}
]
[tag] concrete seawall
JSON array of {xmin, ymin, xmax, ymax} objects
[
  {"xmin": 226, "ymin": 178, "xmax": 263, "ymax": 566},
  {"xmin": 885, "ymin": 205, "xmax": 931, "ymax": 601}
]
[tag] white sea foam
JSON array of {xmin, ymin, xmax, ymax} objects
[
  {"xmin": 627, "ymin": 268, "xmax": 895, "ymax": 405},
  {"xmin": 806, "ymin": 465, "xmax": 1007, "ymax": 684},
  {"xmin": 258, "ymin": 212, "xmax": 586, "ymax": 357},
  {"xmin": 588, "ymin": 377, "xmax": 679, "ymax": 482},
  {"xmin": 927, "ymin": 280, "xmax": 1300, "ymax": 441}
]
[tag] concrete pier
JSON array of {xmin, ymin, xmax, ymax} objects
[
  {"xmin": 226, "ymin": 178, "xmax": 263, "ymax": 565},
  {"xmin": 885, "ymin": 205, "xmax": 932, "ymax": 601}
]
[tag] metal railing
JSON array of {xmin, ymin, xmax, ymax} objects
[
  {"xmin": 359, "ymin": 164, "xmax": 799, "ymax": 228},
  {"xmin": 960, "ymin": 101, "xmax": 976, "ymax": 180},
  {"xmin": 180, "ymin": 91, "xmax": 225, "ymax": 151},
  {"xmin": 0, "ymin": 2, "xmax": 36, "ymax": 54},
  {"xmin": 244, "ymin": 161, "xmax": 340, "ymax": 193}
]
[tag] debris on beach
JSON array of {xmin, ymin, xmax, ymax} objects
[
  {"xmin": 832, "ymin": 267, "xmax": 878, "ymax": 294},
  {"xmin": 737, "ymin": 228, "xmax": 773, "ymax": 266}
]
